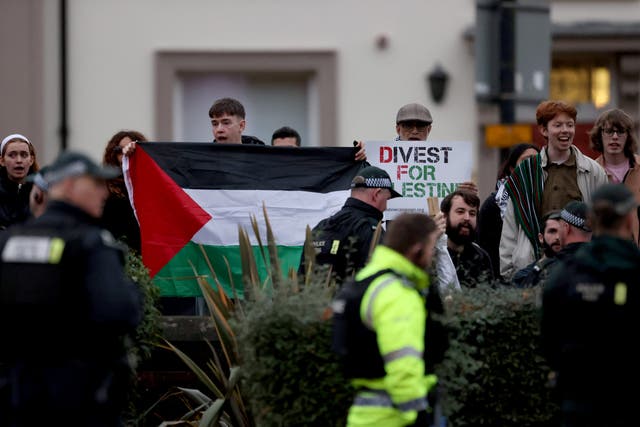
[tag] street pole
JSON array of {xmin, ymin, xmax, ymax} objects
[{"xmin": 499, "ymin": 0, "xmax": 516, "ymax": 161}]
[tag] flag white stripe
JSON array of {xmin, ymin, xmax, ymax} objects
[{"xmin": 186, "ymin": 189, "xmax": 349, "ymax": 246}]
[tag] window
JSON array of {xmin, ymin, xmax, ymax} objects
[
  {"xmin": 550, "ymin": 59, "xmax": 612, "ymax": 109},
  {"xmin": 155, "ymin": 51, "xmax": 337, "ymax": 147}
]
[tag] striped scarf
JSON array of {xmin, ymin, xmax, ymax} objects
[{"xmin": 505, "ymin": 153, "xmax": 544, "ymax": 259}]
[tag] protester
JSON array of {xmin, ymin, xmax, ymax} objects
[
  {"xmin": 440, "ymin": 189, "xmax": 493, "ymax": 287},
  {"xmin": 511, "ymin": 210, "xmax": 562, "ymax": 288},
  {"xmin": 209, "ymin": 97, "xmax": 265, "ymax": 145},
  {"xmin": 589, "ymin": 107, "xmax": 640, "ymax": 244},
  {"xmin": 0, "ymin": 150, "xmax": 142, "ymax": 426},
  {"xmin": 499, "ymin": 100, "xmax": 608, "ymax": 279},
  {"xmin": 541, "ymin": 183, "xmax": 640, "ymax": 426},
  {"xmin": 0, "ymin": 133, "xmax": 39, "ymax": 230},
  {"xmin": 478, "ymin": 143, "xmax": 539, "ymax": 278},
  {"xmin": 101, "ymin": 129, "xmax": 147, "ymax": 253},
  {"xmin": 394, "ymin": 103, "xmax": 478, "ymax": 195},
  {"xmin": 332, "ymin": 213, "xmax": 442, "ymax": 427},
  {"xmin": 271, "ymin": 126, "xmax": 301, "ymax": 147}
]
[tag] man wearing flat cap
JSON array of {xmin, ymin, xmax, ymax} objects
[
  {"xmin": 0, "ymin": 151, "xmax": 142, "ymax": 426},
  {"xmin": 541, "ymin": 183, "xmax": 640, "ymax": 427},
  {"xmin": 300, "ymin": 166, "xmax": 400, "ymax": 284},
  {"xmin": 395, "ymin": 103, "xmax": 433, "ymax": 141},
  {"xmin": 395, "ymin": 103, "xmax": 478, "ymax": 196}
]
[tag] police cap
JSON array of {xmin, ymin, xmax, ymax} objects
[{"xmin": 43, "ymin": 150, "xmax": 121, "ymax": 185}]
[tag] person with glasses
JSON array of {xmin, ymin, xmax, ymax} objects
[
  {"xmin": 589, "ymin": 108, "xmax": 640, "ymax": 244},
  {"xmin": 395, "ymin": 102, "xmax": 433, "ymax": 141},
  {"xmin": 395, "ymin": 103, "xmax": 478, "ymax": 196},
  {"xmin": 499, "ymin": 100, "xmax": 608, "ymax": 280}
]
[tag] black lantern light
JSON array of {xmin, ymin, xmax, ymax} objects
[{"xmin": 427, "ymin": 64, "xmax": 450, "ymax": 104}]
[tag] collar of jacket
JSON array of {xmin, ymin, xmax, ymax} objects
[
  {"xmin": 0, "ymin": 169, "xmax": 31, "ymax": 194},
  {"xmin": 361, "ymin": 245, "xmax": 429, "ymax": 291},
  {"xmin": 541, "ymin": 145, "xmax": 592, "ymax": 173},
  {"xmin": 343, "ymin": 197, "xmax": 384, "ymax": 221},
  {"xmin": 595, "ymin": 153, "xmax": 640, "ymax": 170},
  {"xmin": 41, "ymin": 200, "xmax": 102, "ymax": 226}
]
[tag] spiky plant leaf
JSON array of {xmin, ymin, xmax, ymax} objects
[
  {"xmin": 262, "ymin": 203, "xmax": 283, "ymax": 288},
  {"xmin": 199, "ymin": 398, "xmax": 225, "ymax": 427},
  {"xmin": 197, "ymin": 244, "xmax": 231, "ymax": 311},
  {"xmin": 238, "ymin": 227, "xmax": 262, "ymax": 301},
  {"xmin": 249, "ymin": 214, "xmax": 268, "ymax": 268},
  {"xmin": 368, "ymin": 221, "xmax": 383, "ymax": 262},
  {"xmin": 161, "ymin": 339, "xmax": 222, "ymax": 398},
  {"xmin": 177, "ymin": 387, "xmax": 212, "ymax": 406}
]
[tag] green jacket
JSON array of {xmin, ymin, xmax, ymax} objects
[{"xmin": 347, "ymin": 245, "xmax": 437, "ymax": 427}]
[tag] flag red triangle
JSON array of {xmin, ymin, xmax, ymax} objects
[{"xmin": 129, "ymin": 147, "xmax": 212, "ymax": 277}]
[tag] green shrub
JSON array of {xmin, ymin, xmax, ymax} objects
[
  {"xmin": 123, "ymin": 250, "xmax": 162, "ymax": 424},
  {"xmin": 125, "ymin": 250, "xmax": 162, "ymax": 362},
  {"xmin": 233, "ymin": 281, "xmax": 353, "ymax": 427},
  {"xmin": 436, "ymin": 284, "xmax": 560, "ymax": 427}
]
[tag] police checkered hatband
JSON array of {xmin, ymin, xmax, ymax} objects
[
  {"xmin": 352, "ymin": 177, "xmax": 393, "ymax": 189},
  {"xmin": 560, "ymin": 209, "xmax": 591, "ymax": 232}
]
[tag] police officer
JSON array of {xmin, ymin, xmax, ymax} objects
[
  {"xmin": 332, "ymin": 213, "xmax": 441, "ymax": 426},
  {"xmin": 541, "ymin": 183, "xmax": 640, "ymax": 427},
  {"xmin": 0, "ymin": 150, "xmax": 142, "ymax": 426},
  {"xmin": 300, "ymin": 166, "xmax": 401, "ymax": 283}
]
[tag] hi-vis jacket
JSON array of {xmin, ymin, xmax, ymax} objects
[{"xmin": 345, "ymin": 245, "xmax": 437, "ymax": 427}]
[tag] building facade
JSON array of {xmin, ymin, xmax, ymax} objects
[{"xmin": 1, "ymin": 0, "xmax": 639, "ymax": 197}]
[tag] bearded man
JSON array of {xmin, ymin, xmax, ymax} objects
[{"xmin": 440, "ymin": 190, "xmax": 494, "ymax": 287}]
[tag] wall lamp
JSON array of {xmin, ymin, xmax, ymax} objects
[{"xmin": 427, "ymin": 64, "xmax": 450, "ymax": 104}]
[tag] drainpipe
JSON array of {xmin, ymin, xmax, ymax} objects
[{"xmin": 59, "ymin": 0, "xmax": 68, "ymax": 151}]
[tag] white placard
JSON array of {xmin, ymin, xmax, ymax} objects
[{"xmin": 365, "ymin": 140, "xmax": 474, "ymax": 220}]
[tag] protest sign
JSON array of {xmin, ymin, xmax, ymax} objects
[{"xmin": 365, "ymin": 140, "xmax": 474, "ymax": 220}]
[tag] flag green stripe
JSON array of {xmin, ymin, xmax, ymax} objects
[{"xmin": 152, "ymin": 241, "xmax": 303, "ymax": 297}]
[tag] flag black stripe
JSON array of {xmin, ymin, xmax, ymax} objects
[{"xmin": 140, "ymin": 142, "xmax": 364, "ymax": 193}]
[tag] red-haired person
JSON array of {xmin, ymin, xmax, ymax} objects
[{"xmin": 499, "ymin": 101, "xmax": 607, "ymax": 279}]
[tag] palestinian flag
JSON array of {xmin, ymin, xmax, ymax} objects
[{"xmin": 124, "ymin": 142, "xmax": 362, "ymax": 297}]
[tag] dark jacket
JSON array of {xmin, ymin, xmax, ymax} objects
[
  {"xmin": 241, "ymin": 135, "xmax": 266, "ymax": 145},
  {"xmin": 213, "ymin": 135, "xmax": 266, "ymax": 145},
  {"xmin": 541, "ymin": 236, "xmax": 640, "ymax": 423},
  {"xmin": 477, "ymin": 191, "xmax": 502, "ymax": 279},
  {"xmin": 300, "ymin": 197, "xmax": 382, "ymax": 283},
  {"xmin": 0, "ymin": 170, "xmax": 32, "ymax": 230},
  {"xmin": 447, "ymin": 242, "xmax": 494, "ymax": 288},
  {"xmin": 0, "ymin": 200, "xmax": 142, "ymax": 426},
  {"xmin": 102, "ymin": 184, "xmax": 141, "ymax": 253},
  {"xmin": 513, "ymin": 242, "xmax": 586, "ymax": 288}
]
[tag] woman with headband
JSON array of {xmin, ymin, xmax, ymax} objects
[{"xmin": 0, "ymin": 134, "xmax": 39, "ymax": 230}]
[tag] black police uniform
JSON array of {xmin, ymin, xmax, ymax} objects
[
  {"xmin": 0, "ymin": 200, "xmax": 142, "ymax": 426},
  {"xmin": 542, "ymin": 235, "xmax": 640, "ymax": 426},
  {"xmin": 300, "ymin": 197, "xmax": 382, "ymax": 283}
]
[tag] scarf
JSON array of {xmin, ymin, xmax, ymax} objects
[{"xmin": 505, "ymin": 153, "xmax": 544, "ymax": 259}]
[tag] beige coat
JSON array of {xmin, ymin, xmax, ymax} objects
[
  {"xmin": 595, "ymin": 153, "xmax": 640, "ymax": 245},
  {"xmin": 499, "ymin": 146, "xmax": 608, "ymax": 279}
]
